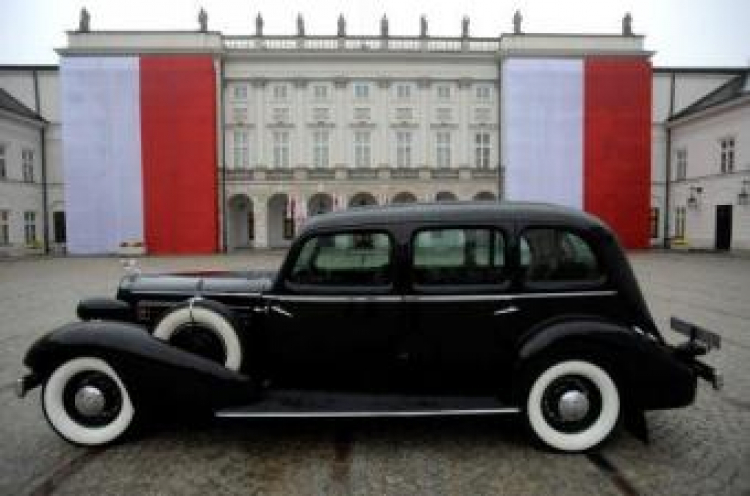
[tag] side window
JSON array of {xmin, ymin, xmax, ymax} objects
[
  {"xmin": 412, "ymin": 228, "xmax": 506, "ymax": 288},
  {"xmin": 520, "ymin": 228, "xmax": 603, "ymax": 287},
  {"xmin": 287, "ymin": 232, "xmax": 393, "ymax": 290}
]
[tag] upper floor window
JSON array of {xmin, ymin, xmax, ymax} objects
[
  {"xmin": 354, "ymin": 131, "xmax": 371, "ymax": 167},
  {"xmin": 720, "ymin": 137, "xmax": 735, "ymax": 173},
  {"xmin": 436, "ymin": 85, "xmax": 451, "ymax": 100},
  {"xmin": 354, "ymin": 107, "xmax": 371, "ymax": 121},
  {"xmin": 0, "ymin": 144, "xmax": 6, "ymax": 179},
  {"xmin": 232, "ymin": 106, "xmax": 248, "ymax": 123},
  {"xmin": 272, "ymin": 107, "xmax": 290, "ymax": 123},
  {"xmin": 412, "ymin": 228, "xmax": 507, "ymax": 288},
  {"xmin": 474, "ymin": 107, "xmax": 492, "ymax": 123},
  {"xmin": 287, "ymin": 231, "xmax": 393, "ymax": 290},
  {"xmin": 474, "ymin": 132, "xmax": 491, "ymax": 169},
  {"xmin": 313, "ymin": 131, "xmax": 330, "ymax": 168},
  {"xmin": 312, "ymin": 85, "xmax": 329, "ymax": 100},
  {"xmin": 520, "ymin": 229, "xmax": 603, "ymax": 288},
  {"xmin": 0, "ymin": 210, "xmax": 9, "ymax": 245},
  {"xmin": 233, "ymin": 130, "xmax": 249, "ymax": 168},
  {"xmin": 396, "ymin": 83, "xmax": 412, "ymax": 99},
  {"xmin": 273, "ymin": 131, "xmax": 290, "ymax": 168},
  {"xmin": 396, "ymin": 131, "xmax": 413, "ymax": 168},
  {"xmin": 395, "ymin": 107, "xmax": 413, "ymax": 121},
  {"xmin": 312, "ymin": 107, "xmax": 330, "ymax": 122},
  {"xmin": 675, "ymin": 148, "xmax": 687, "ymax": 180},
  {"xmin": 436, "ymin": 132, "xmax": 451, "ymax": 168},
  {"xmin": 232, "ymin": 84, "xmax": 248, "ymax": 100},
  {"xmin": 272, "ymin": 84, "xmax": 288, "ymax": 100},
  {"xmin": 436, "ymin": 107, "xmax": 452, "ymax": 122},
  {"xmin": 475, "ymin": 85, "xmax": 492, "ymax": 101},
  {"xmin": 353, "ymin": 82, "xmax": 370, "ymax": 99},
  {"xmin": 21, "ymin": 149, "xmax": 34, "ymax": 183}
]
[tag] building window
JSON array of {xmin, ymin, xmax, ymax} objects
[
  {"xmin": 232, "ymin": 84, "xmax": 248, "ymax": 100},
  {"xmin": 232, "ymin": 106, "xmax": 248, "ymax": 123},
  {"xmin": 0, "ymin": 210, "xmax": 9, "ymax": 245},
  {"xmin": 354, "ymin": 107, "xmax": 371, "ymax": 121},
  {"xmin": 675, "ymin": 206, "xmax": 686, "ymax": 239},
  {"xmin": 396, "ymin": 131, "xmax": 413, "ymax": 168},
  {"xmin": 233, "ymin": 130, "xmax": 249, "ymax": 168},
  {"xmin": 53, "ymin": 211, "xmax": 66, "ymax": 243},
  {"xmin": 272, "ymin": 84, "xmax": 288, "ymax": 100},
  {"xmin": 474, "ymin": 132, "xmax": 491, "ymax": 168},
  {"xmin": 24, "ymin": 211, "xmax": 36, "ymax": 245},
  {"xmin": 353, "ymin": 82, "xmax": 370, "ymax": 99},
  {"xmin": 475, "ymin": 85, "xmax": 492, "ymax": 100},
  {"xmin": 396, "ymin": 107, "xmax": 413, "ymax": 121},
  {"xmin": 272, "ymin": 107, "xmax": 290, "ymax": 123},
  {"xmin": 720, "ymin": 137, "xmax": 735, "ymax": 173},
  {"xmin": 436, "ymin": 108, "xmax": 452, "ymax": 122},
  {"xmin": 273, "ymin": 131, "xmax": 290, "ymax": 168},
  {"xmin": 283, "ymin": 218, "xmax": 295, "ymax": 239},
  {"xmin": 675, "ymin": 148, "xmax": 687, "ymax": 180},
  {"xmin": 22, "ymin": 149, "xmax": 34, "ymax": 182},
  {"xmin": 396, "ymin": 83, "xmax": 412, "ymax": 99},
  {"xmin": 437, "ymin": 85, "xmax": 451, "ymax": 100},
  {"xmin": 354, "ymin": 131, "xmax": 371, "ymax": 167},
  {"xmin": 650, "ymin": 208, "xmax": 659, "ymax": 239},
  {"xmin": 474, "ymin": 107, "xmax": 491, "ymax": 123},
  {"xmin": 0, "ymin": 144, "xmax": 6, "ymax": 179},
  {"xmin": 313, "ymin": 85, "xmax": 329, "ymax": 100},
  {"xmin": 436, "ymin": 132, "xmax": 451, "ymax": 168},
  {"xmin": 313, "ymin": 131, "xmax": 330, "ymax": 168},
  {"xmin": 312, "ymin": 107, "xmax": 330, "ymax": 122}
]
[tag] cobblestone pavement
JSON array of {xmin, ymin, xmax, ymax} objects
[{"xmin": 0, "ymin": 251, "xmax": 748, "ymax": 496}]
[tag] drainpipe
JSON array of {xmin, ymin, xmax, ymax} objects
[
  {"xmin": 663, "ymin": 72, "xmax": 676, "ymax": 249},
  {"xmin": 32, "ymin": 70, "xmax": 50, "ymax": 255}
]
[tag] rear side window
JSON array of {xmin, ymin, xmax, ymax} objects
[
  {"xmin": 520, "ymin": 228, "xmax": 603, "ymax": 288},
  {"xmin": 412, "ymin": 228, "xmax": 507, "ymax": 288},
  {"xmin": 287, "ymin": 231, "xmax": 393, "ymax": 289}
]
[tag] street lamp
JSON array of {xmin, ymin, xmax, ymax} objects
[{"xmin": 687, "ymin": 186, "xmax": 702, "ymax": 210}]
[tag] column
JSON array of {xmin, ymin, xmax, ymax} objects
[{"xmin": 253, "ymin": 194, "xmax": 268, "ymax": 249}]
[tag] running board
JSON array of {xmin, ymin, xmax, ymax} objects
[{"xmin": 215, "ymin": 390, "xmax": 520, "ymax": 419}]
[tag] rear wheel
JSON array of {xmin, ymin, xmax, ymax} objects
[
  {"xmin": 524, "ymin": 359, "xmax": 620, "ymax": 452},
  {"xmin": 42, "ymin": 357, "xmax": 135, "ymax": 446}
]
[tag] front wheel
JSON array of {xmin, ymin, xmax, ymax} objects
[
  {"xmin": 525, "ymin": 359, "xmax": 620, "ymax": 452},
  {"xmin": 42, "ymin": 357, "xmax": 135, "ymax": 446}
]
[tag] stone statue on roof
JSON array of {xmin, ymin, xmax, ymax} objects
[
  {"xmin": 297, "ymin": 13, "xmax": 305, "ymax": 37},
  {"xmin": 78, "ymin": 7, "xmax": 90, "ymax": 32},
  {"xmin": 622, "ymin": 12, "xmax": 633, "ymax": 36},
  {"xmin": 381, "ymin": 14, "xmax": 389, "ymax": 38},
  {"xmin": 338, "ymin": 14, "xmax": 346, "ymax": 37},
  {"xmin": 256, "ymin": 13, "xmax": 263, "ymax": 36},
  {"xmin": 513, "ymin": 10, "xmax": 522, "ymax": 34},
  {"xmin": 420, "ymin": 15, "xmax": 428, "ymax": 38},
  {"xmin": 198, "ymin": 7, "xmax": 208, "ymax": 32},
  {"xmin": 462, "ymin": 16, "xmax": 470, "ymax": 38}
]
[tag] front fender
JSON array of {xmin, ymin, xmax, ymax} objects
[{"xmin": 23, "ymin": 321, "xmax": 256, "ymax": 409}]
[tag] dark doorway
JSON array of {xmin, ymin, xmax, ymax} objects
[
  {"xmin": 53, "ymin": 211, "xmax": 66, "ymax": 243},
  {"xmin": 715, "ymin": 205, "xmax": 732, "ymax": 250}
]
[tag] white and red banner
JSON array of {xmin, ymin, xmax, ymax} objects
[
  {"xmin": 62, "ymin": 56, "xmax": 218, "ymax": 254},
  {"xmin": 502, "ymin": 57, "xmax": 651, "ymax": 248}
]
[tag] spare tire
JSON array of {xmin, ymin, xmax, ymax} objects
[{"xmin": 153, "ymin": 299, "xmax": 243, "ymax": 372}]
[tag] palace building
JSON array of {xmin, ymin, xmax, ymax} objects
[{"xmin": 0, "ymin": 12, "xmax": 747, "ymax": 255}]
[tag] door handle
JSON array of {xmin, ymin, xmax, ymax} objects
[
  {"xmin": 270, "ymin": 305, "xmax": 293, "ymax": 318},
  {"xmin": 493, "ymin": 305, "xmax": 519, "ymax": 316}
]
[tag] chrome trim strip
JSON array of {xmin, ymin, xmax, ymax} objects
[
  {"xmin": 272, "ymin": 295, "xmax": 403, "ymax": 303},
  {"xmin": 134, "ymin": 291, "xmax": 262, "ymax": 297},
  {"xmin": 271, "ymin": 291, "xmax": 616, "ymax": 303},
  {"xmin": 493, "ymin": 305, "xmax": 520, "ymax": 316},
  {"xmin": 215, "ymin": 407, "xmax": 521, "ymax": 419}
]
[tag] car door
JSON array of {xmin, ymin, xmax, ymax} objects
[
  {"xmin": 399, "ymin": 226, "xmax": 519, "ymax": 395},
  {"xmin": 261, "ymin": 229, "xmax": 406, "ymax": 392}
]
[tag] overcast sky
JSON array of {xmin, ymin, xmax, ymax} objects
[{"xmin": 2, "ymin": 0, "xmax": 749, "ymax": 67}]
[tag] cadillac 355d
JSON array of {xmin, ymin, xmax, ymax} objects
[{"xmin": 17, "ymin": 202, "xmax": 721, "ymax": 452}]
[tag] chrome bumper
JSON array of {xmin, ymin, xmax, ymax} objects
[{"xmin": 15, "ymin": 373, "xmax": 40, "ymax": 398}]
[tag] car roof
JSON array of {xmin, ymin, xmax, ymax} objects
[{"xmin": 300, "ymin": 201, "xmax": 609, "ymax": 233}]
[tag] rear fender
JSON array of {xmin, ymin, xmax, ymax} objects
[{"xmin": 23, "ymin": 321, "xmax": 257, "ymax": 410}]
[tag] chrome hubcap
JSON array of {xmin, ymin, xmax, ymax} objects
[
  {"xmin": 74, "ymin": 385, "xmax": 106, "ymax": 417},
  {"xmin": 558, "ymin": 390, "xmax": 590, "ymax": 422}
]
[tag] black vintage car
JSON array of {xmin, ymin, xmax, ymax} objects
[{"xmin": 17, "ymin": 202, "xmax": 721, "ymax": 452}]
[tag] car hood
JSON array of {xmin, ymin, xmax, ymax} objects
[{"xmin": 118, "ymin": 270, "xmax": 276, "ymax": 297}]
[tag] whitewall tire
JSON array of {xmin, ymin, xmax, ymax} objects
[
  {"xmin": 525, "ymin": 360, "xmax": 620, "ymax": 452},
  {"xmin": 42, "ymin": 357, "xmax": 135, "ymax": 446},
  {"xmin": 153, "ymin": 305, "xmax": 242, "ymax": 371}
]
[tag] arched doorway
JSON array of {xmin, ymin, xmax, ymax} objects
[
  {"xmin": 267, "ymin": 193, "xmax": 293, "ymax": 248},
  {"xmin": 473, "ymin": 191, "xmax": 497, "ymax": 201},
  {"xmin": 435, "ymin": 191, "xmax": 458, "ymax": 202},
  {"xmin": 349, "ymin": 192, "xmax": 377, "ymax": 208},
  {"xmin": 308, "ymin": 193, "xmax": 334, "ymax": 216},
  {"xmin": 227, "ymin": 194, "xmax": 253, "ymax": 250},
  {"xmin": 392, "ymin": 192, "xmax": 417, "ymax": 204}
]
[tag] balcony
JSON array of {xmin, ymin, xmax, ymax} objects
[{"xmin": 223, "ymin": 166, "xmax": 497, "ymax": 183}]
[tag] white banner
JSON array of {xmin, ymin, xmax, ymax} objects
[
  {"xmin": 503, "ymin": 58, "xmax": 584, "ymax": 209},
  {"xmin": 62, "ymin": 57, "xmax": 143, "ymax": 254}
]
